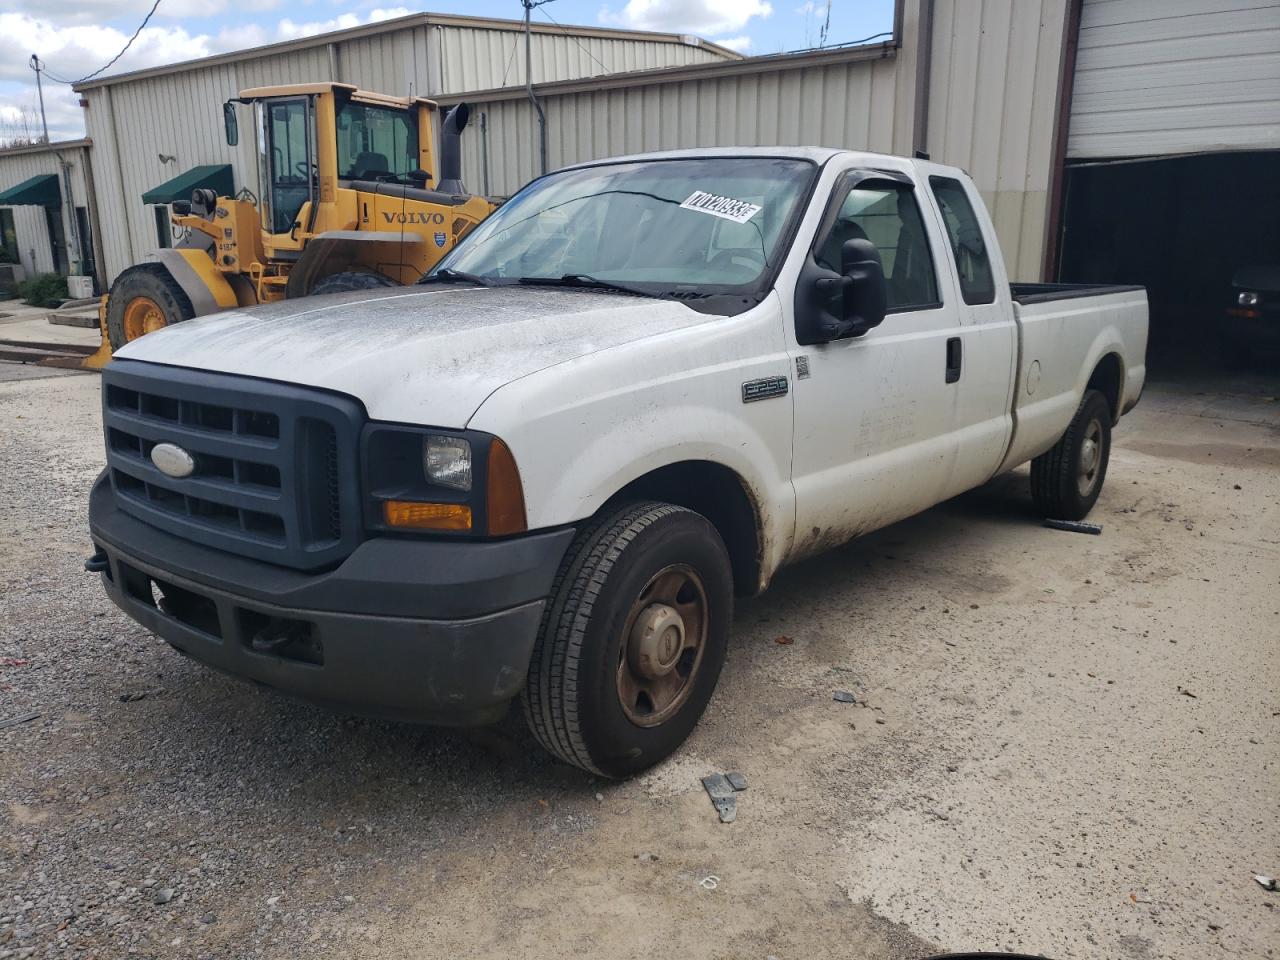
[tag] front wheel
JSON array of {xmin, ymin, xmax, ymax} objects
[
  {"xmin": 105, "ymin": 264, "xmax": 195, "ymax": 350},
  {"xmin": 1030, "ymin": 388, "xmax": 1112, "ymax": 520},
  {"xmin": 309, "ymin": 270, "xmax": 398, "ymax": 297},
  {"xmin": 522, "ymin": 502, "xmax": 733, "ymax": 778}
]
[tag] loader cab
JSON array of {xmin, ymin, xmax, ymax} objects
[{"xmin": 233, "ymin": 83, "xmax": 441, "ymax": 258}]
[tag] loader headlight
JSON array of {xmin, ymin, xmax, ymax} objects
[
  {"xmin": 424, "ymin": 435, "xmax": 472, "ymax": 490},
  {"xmin": 1238, "ymin": 291, "xmax": 1260, "ymax": 307}
]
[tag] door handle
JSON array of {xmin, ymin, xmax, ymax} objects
[{"xmin": 945, "ymin": 336, "xmax": 962, "ymax": 383}]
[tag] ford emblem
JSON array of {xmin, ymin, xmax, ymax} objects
[{"xmin": 151, "ymin": 442, "xmax": 196, "ymax": 479}]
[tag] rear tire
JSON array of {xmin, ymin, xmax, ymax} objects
[
  {"xmin": 309, "ymin": 270, "xmax": 398, "ymax": 296},
  {"xmin": 1030, "ymin": 388, "xmax": 1112, "ymax": 520},
  {"xmin": 522, "ymin": 501, "xmax": 733, "ymax": 778},
  {"xmin": 106, "ymin": 264, "xmax": 195, "ymax": 350}
]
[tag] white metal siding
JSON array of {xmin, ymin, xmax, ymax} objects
[
  {"xmin": 463, "ymin": 57, "xmax": 903, "ymax": 196},
  {"xmin": 1069, "ymin": 0, "xmax": 1280, "ymax": 158},
  {"xmin": 0, "ymin": 144, "xmax": 93, "ymax": 279},
  {"xmin": 80, "ymin": 22, "xmax": 735, "ymax": 283},
  {"xmin": 926, "ymin": 0, "xmax": 1071, "ymax": 280}
]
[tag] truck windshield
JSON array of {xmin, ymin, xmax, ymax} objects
[{"xmin": 431, "ymin": 157, "xmax": 814, "ymax": 299}]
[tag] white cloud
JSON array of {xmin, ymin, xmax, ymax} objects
[
  {"xmin": 600, "ymin": 0, "xmax": 773, "ymax": 36},
  {"xmin": 277, "ymin": 7, "xmax": 411, "ymax": 41},
  {"xmin": 713, "ymin": 35, "xmax": 752, "ymax": 52}
]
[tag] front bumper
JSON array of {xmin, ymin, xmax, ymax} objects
[{"xmin": 89, "ymin": 473, "xmax": 574, "ymax": 724}]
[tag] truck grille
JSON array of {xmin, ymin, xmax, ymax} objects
[{"xmin": 101, "ymin": 360, "xmax": 364, "ymax": 570}]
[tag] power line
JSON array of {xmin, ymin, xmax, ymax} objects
[
  {"xmin": 46, "ymin": 0, "xmax": 165, "ymax": 86},
  {"xmin": 537, "ymin": 5, "xmax": 611, "ymax": 75}
]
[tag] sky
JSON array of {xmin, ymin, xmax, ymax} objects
[{"xmin": 0, "ymin": 0, "xmax": 896, "ymax": 145}]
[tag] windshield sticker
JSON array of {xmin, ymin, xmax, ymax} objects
[{"xmin": 679, "ymin": 190, "xmax": 763, "ymax": 224}]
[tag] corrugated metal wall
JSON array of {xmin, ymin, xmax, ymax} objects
[
  {"xmin": 461, "ymin": 55, "xmax": 903, "ymax": 196},
  {"xmin": 80, "ymin": 22, "xmax": 731, "ymax": 283},
  {"xmin": 460, "ymin": 0, "xmax": 1071, "ymax": 281},
  {"xmin": 1069, "ymin": 0, "xmax": 1280, "ymax": 159},
  {"xmin": 925, "ymin": 0, "xmax": 1071, "ymax": 280},
  {"xmin": 0, "ymin": 143, "xmax": 93, "ymax": 279}
]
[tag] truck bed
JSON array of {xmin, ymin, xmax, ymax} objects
[{"xmin": 1010, "ymin": 282, "xmax": 1145, "ymax": 305}]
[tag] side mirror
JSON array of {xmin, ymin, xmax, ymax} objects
[
  {"xmin": 795, "ymin": 236, "xmax": 889, "ymax": 345},
  {"xmin": 838, "ymin": 237, "xmax": 887, "ymax": 333},
  {"xmin": 223, "ymin": 102, "xmax": 238, "ymax": 146},
  {"xmin": 408, "ymin": 169, "xmax": 432, "ymax": 184}
]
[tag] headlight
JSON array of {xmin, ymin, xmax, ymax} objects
[
  {"xmin": 1238, "ymin": 291, "xmax": 1260, "ymax": 307},
  {"xmin": 362, "ymin": 426, "xmax": 525, "ymax": 537},
  {"xmin": 425, "ymin": 435, "xmax": 472, "ymax": 490}
]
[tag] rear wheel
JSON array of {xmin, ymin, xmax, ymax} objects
[
  {"xmin": 106, "ymin": 264, "xmax": 195, "ymax": 350},
  {"xmin": 1030, "ymin": 388, "xmax": 1112, "ymax": 520},
  {"xmin": 310, "ymin": 270, "xmax": 398, "ymax": 296},
  {"xmin": 522, "ymin": 501, "xmax": 733, "ymax": 778}
]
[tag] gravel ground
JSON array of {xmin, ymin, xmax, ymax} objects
[{"xmin": 1, "ymin": 366, "xmax": 1277, "ymax": 960}]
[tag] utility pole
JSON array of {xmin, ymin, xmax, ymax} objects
[
  {"xmin": 29, "ymin": 53, "xmax": 80, "ymax": 276},
  {"xmin": 522, "ymin": 0, "xmax": 548, "ymax": 176},
  {"xmin": 29, "ymin": 55, "xmax": 50, "ymax": 144}
]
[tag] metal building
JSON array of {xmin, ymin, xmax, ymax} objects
[
  {"xmin": 0, "ymin": 13, "xmax": 736, "ymax": 291},
  {"xmin": 0, "ymin": 140, "xmax": 98, "ymax": 287}
]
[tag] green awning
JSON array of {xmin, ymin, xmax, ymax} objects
[
  {"xmin": 0, "ymin": 174, "xmax": 60, "ymax": 209},
  {"xmin": 141, "ymin": 164, "xmax": 233, "ymax": 204}
]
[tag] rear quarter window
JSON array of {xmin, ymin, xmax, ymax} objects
[{"xmin": 930, "ymin": 176, "xmax": 996, "ymax": 305}]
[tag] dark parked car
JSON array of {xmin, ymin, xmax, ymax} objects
[{"xmin": 1224, "ymin": 265, "xmax": 1280, "ymax": 366}]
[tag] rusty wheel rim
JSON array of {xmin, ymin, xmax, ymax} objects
[
  {"xmin": 122, "ymin": 296, "xmax": 167, "ymax": 341},
  {"xmin": 616, "ymin": 564, "xmax": 708, "ymax": 728}
]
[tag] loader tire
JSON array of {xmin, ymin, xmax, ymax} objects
[
  {"xmin": 106, "ymin": 264, "xmax": 195, "ymax": 351},
  {"xmin": 522, "ymin": 501, "xmax": 733, "ymax": 779},
  {"xmin": 310, "ymin": 270, "xmax": 398, "ymax": 296},
  {"xmin": 1030, "ymin": 388, "xmax": 1112, "ymax": 521}
]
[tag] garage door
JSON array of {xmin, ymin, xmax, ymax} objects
[{"xmin": 1067, "ymin": 0, "xmax": 1280, "ymax": 159}]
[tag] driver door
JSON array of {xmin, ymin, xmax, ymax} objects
[
  {"xmin": 257, "ymin": 97, "xmax": 315, "ymax": 250},
  {"xmin": 788, "ymin": 170, "xmax": 962, "ymax": 558}
]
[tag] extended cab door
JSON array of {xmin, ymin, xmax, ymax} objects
[
  {"xmin": 786, "ymin": 167, "xmax": 964, "ymax": 558},
  {"xmin": 922, "ymin": 172, "xmax": 1017, "ymax": 493}
]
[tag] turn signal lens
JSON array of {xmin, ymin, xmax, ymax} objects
[
  {"xmin": 383, "ymin": 500, "xmax": 472, "ymax": 531},
  {"xmin": 486, "ymin": 438, "xmax": 527, "ymax": 536}
]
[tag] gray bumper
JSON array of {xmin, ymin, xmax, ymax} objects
[{"xmin": 89, "ymin": 474, "xmax": 574, "ymax": 725}]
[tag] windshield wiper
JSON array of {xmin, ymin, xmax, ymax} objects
[
  {"xmin": 517, "ymin": 274, "xmax": 665, "ymax": 299},
  {"xmin": 418, "ymin": 268, "xmax": 496, "ymax": 287}
]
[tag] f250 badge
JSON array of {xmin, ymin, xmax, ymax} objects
[{"xmin": 741, "ymin": 376, "xmax": 788, "ymax": 403}]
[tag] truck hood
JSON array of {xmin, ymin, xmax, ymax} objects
[{"xmin": 115, "ymin": 285, "xmax": 714, "ymax": 426}]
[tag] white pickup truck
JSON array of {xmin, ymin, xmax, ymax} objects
[{"xmin": 88, "ymin": 147, "xmax": 1147, "ymax": 777}]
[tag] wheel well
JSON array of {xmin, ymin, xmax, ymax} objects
[
  {"xmin": 1087, "ymin": 353, "xmax": 1123, "ymax": 424},
  {"xmin": 605, "ymin": 461, "xmax": 762, "ymax": 597}
]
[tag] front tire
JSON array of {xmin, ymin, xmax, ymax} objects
[
  {"xmin": 106, "ymin": 264, "xmax": 195, "ymax": 350},
  {"xmin": 309, "ymin": 270, "xmax": 398, "ymax": 296},
  {"xmin": 1030, "ymin": 388, "xmax": 1112, "ymax": 520},
  {"xmin": 522, "ymin": 502, "xmax": 733, "ymax": 778}
]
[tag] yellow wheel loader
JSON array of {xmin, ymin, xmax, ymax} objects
[{"xmin": 86, "ymin": 82, "xmax": 496, "ymax": 368}]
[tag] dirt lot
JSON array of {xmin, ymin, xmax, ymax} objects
[{"xmin": 2, "ymin": 366, "xmax": 1277, "ymax": 960}]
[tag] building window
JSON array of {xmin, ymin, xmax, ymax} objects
[
  {"xmin": 153, "ymin": 205, "xmax": 172, "ymax": 249},
  {"xmin": 0, "ymin": 209, "xmax": 17, "ymax": 264}
]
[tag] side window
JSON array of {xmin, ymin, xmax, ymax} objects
[
  {"xmin": 815, "ymin": 182, "xmax": 939, "ymax": 311},
  {"xmin": 929, "ymin": 176, "xmax": 996, "ymax": 305}
]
